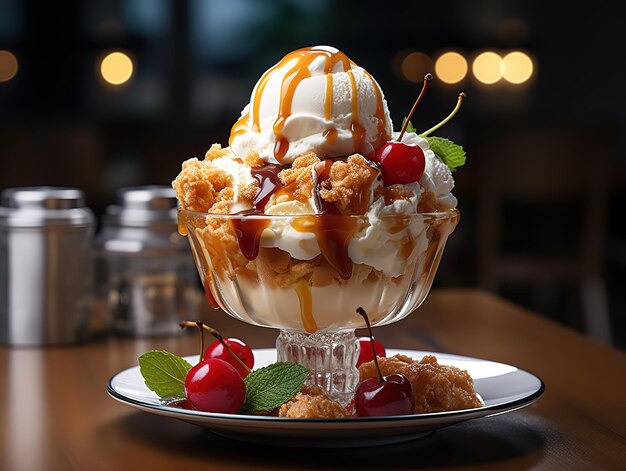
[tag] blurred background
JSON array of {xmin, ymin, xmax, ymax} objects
[{"xmin": 1, "ymin": 0, "xmax": 625, "ymax": 348}]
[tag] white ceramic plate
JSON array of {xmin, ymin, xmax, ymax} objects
[{"xmin": 107, "ymin": 348, "xmax": 544, "ymax": 447}]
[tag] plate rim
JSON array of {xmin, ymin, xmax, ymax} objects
[{"xmin": 107, "ymin": 348, "xmax": 545, "ymax": 424}]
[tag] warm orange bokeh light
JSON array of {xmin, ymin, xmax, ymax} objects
[
  {"xmin": 0, "ymin": 50, "xmax": 19, "ymax": 83},
  {"xmin": 400, "ymin": 52, "xmax": 433, "ymax": 83},
  {"xmin": 472, "ymin": 51, "xmax": 503, "ymax": 84},
  {"xmin": 434, "ymin": 51, "xmax": 468, "ymax": 84},
  {"xmin": 99, "ymin": 51, "xmax": 134, "ymax": 86},
  {"xmin": 502, "ymin": 51, "xmax": 534, "ymax": 84}
]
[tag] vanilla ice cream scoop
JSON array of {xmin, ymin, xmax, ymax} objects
[{"xmin": 230, "ymin": 46, "xmax": 393, "ymax": 165}]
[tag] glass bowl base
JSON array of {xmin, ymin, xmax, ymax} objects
[{"xmin": 276, "ymin": 330, "xmax": 359, "ymax": 406}]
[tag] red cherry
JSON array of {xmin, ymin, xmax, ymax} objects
[
  {"xmin": 356, "ymin": 337, "xmax": 386, "ymax": 368},
  {"xmin": 184, "ymin": 358, "xmax": 246, "ymax": 414},
  {"xmin": 354, "ymin": 374, "xmax": 414, "ymax": 417},
  {"xmin": 203, "ymin": 338, "xmax": 254, "ymax": 378},
  {"xmin": 374, "ymin": 142, "xmax": 426, "ymax": 185}
]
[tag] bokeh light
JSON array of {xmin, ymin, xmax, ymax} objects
[
  {"xmin": 502, "ymin": 51, "xmax": 534, "ymax": 84},
  {"xmin": 434, "ymin": 51, "xmax": 468, "ymax": 84},
  {"xmin": 400, "ymin": 51, "xmax": 433, "ymax": 83},
  {"xmin": 0, "ymin": 50, "xmax": 19, "ymax": 83},
  {"xmin": 472, "ymin": 51, "xmax": 503, "ymax": 84},
  {"xmin": 99, "ymin": 51, "xmax": 134, "ymax": 86}
]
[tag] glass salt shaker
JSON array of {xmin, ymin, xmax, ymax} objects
[{"xmin": 94, "ymin": 186, "xmax": 199, "ymax": 337}]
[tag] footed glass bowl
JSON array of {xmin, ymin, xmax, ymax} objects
[{"xmin": 179, "ymin": 209, "xmax": 459, "ymax": 404}]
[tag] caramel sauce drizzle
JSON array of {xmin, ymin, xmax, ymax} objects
[
  {"xmin": 323, "ymin": 127, "xmax": 338, "ymax": 144},
  {"xmin": 231, "ymin": 164, "xmax": 283, "ymax": 260},
  {"xmin": 346, "ymin": 69, "xmax": 366, "ymax": 154},
  {"xmin": 177, "ymin": 218, "xmax": 188, "ymax": 236},
  {"xmin": 295, "ymin": 279, "xmax": 317, "ymax": 333},
  {"xmin": 204, "ymin": 283, "xmax": 219, "ymax": 310},
  {"xmin": 229, "ymin": 47, "xmax": 381, "ymax": 161},
  {"xmin": 324, "ymin": 73, "xmax": 333, "ymax": 120}
]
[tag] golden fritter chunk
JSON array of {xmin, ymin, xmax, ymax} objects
[
  {"xmin": 172, "ymin": 157, "xmax": 231, "ymax": 212},
  {"xmin": 279, "ymin": 386, "xmax": 350, "ymax": 418},
  {"xmin": 275, "ymin": 152, "xmax": 320, "ymax": 206},
  {"xmin": 204, "ymin": 143, "xmax": 232, "ymax": 161},
  {"xmin": 358, "ymin": 354, "xmax": 483, "ymax": 413},
  {"xmin": 172, "ymin": 150, "xmax": 259, "ymax": 214},
  {"xmin": 319, "ymin": 154, "xmax": 380, "ymax": 214},
  {"xmin": 242, "ymin": 150, "xmax": 265, "ymax": 168}
]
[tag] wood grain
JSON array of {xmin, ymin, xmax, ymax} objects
[{"xmin": 1, "ymin": 289, "xmax": 625, "ymax": 470}]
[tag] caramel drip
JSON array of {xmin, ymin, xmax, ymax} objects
[
  {"xmin": 289, "ymin": 158, "xmax": 362, "ymax": 279},
  {"xmin": 323, "ymin": 127, "xmax": 338, "ymax": 144},
  {"xmin": 232, "ymin": 164, "xmax": 283, "ymax": 261},
  {"xmin": 295, "ymin": 280, "xmax": 317, "ymax": 333},
  {"xmin": 347, "ymin": 69, "xmax": 366, "ymax": 154},
  {"xmin": 324, "ymin": 73, "xmax": 333, "ymax": 120},
  {"xmin": 363, "ymin": 69, "xmax": 390, "ymax": 145},
  {"xmin": 177, "ymin": 218, "xmax": 188, "ymax": 236},
  {"xmin": 229, "ymin": 113, "xmax": 249, "ymax": 146},
  {"xmin": 229, "ymin": 66, "xmax": 272, "ymax": 145},
  {"xmin": 232, "ymin": 217, "xmax": 270, "ymax": 261},
  {"xmin": 204, "ymin": 282, "xmax": 219, "ymax": 309},
  {"xmin": 273, "ymin": 136, "xmax": 290, "ymax": 163},
  {"xmin": 249, "ymin": 163, "xmax": 283, "ymax": 210}
]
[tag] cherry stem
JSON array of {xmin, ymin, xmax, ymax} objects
[
  {"xmin": 420, "ymin": 92, "xmax": 466, "ymax": 137},
  {"xmin": 180, "ymin": 320, "xmax": 252, "ymax": 373},
  {"xmin": 397, "ymin": 73, "xmax": 433, "ymax": 143},
  {"xmin": 180, "ymin": 320, "xmax": 205, "ymax": 363},
  {"xmin": 356, "ymin": 307, "xmax": 385, "ymax": 384}
]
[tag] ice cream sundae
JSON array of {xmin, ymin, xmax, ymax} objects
[{"xmin": 173, "ymin": 45, "xmax": 464, "ymax": 335}]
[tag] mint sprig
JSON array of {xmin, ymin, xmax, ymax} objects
[
  {"xmin": 242, "ymin": 362, "xmax": 309, "ymax": 413},
  {"xmin": 400, "ymin": 118, "xmax": 467, "ymax": 172},
  {"xmin": 138, "ymin": 350, "xmax": 193, "ymax": 399},
  {"xmin": 423, "ymin": 136, "xmax": 466, "ymax": 172},
  {"xmin": 401, "ymin": 117, "xmax": 417, "ymax": 134}
]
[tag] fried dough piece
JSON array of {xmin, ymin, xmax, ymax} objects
[
  {"xmin": 279, "ymin": 386, "xmax": 350, "ymax": 418},
  {"xmin": 358, "ymin": 354, "xmax": 483, "ymax": 413},
  {"xmin": 319, "ymin": 154, "xmax": 379, "ymax": 214}
]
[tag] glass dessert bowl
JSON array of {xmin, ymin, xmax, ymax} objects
[{"xmin": 179, "ymin": 209, "xmax": 459, "ymax": 404}]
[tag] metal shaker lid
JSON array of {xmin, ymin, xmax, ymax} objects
[
  {"xmin": 1, "ymin": 187, "xmax": 85, "ymax": 209},
  {"xmin": 0, "ymin": 187, "xmax": 95, "ymax": 228},
  {"xmin": 102, "ymin": 186, "xmax": 178, "ymax": 227}
]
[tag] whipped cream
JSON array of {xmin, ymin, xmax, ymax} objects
[
  {"xmin": 396, "ymin": 132, "xmax": 458, "ymax": 210},
  {"xmin": 348, "ymin": 182, "xmax": 427, "ymax": 277}
]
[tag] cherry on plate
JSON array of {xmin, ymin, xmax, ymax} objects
[
  {"xmin": 184, "ymin": 358, "xmax": 246, "ymax": 414},
  {"xmin": 203, "ymin": 338, "xmax": 254, "ymax": 378},
  {"xmin": 354, "ymin": 373, "xmax": 414, "ymax": 417},
  {"xmin": 356, "ymin": 337, "xmax": 387, "ymax": 368}
]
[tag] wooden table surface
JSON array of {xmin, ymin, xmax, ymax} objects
[{"xmin": 1, "ymin": 288, "xmax": 625, "ymax": 470}]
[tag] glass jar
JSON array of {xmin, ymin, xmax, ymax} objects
[{"xmin": 94, "ymin": 186, "xmax": 199, "ymax": 337}]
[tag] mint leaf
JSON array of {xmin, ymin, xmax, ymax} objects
[
  {"xmin": 138, "ymin": 350, "xmax": 193, "ymax": 398},
  {"xmin": 424, "ymin": 136, "xmax": 467, "ymax": 172},
  {"xmin": 401, "ymin": 118, "xmax": 417, "ymax": 134},
  {"xmin": 242, "ymin": 362, "xmax": 309, "ymax": 413}
]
